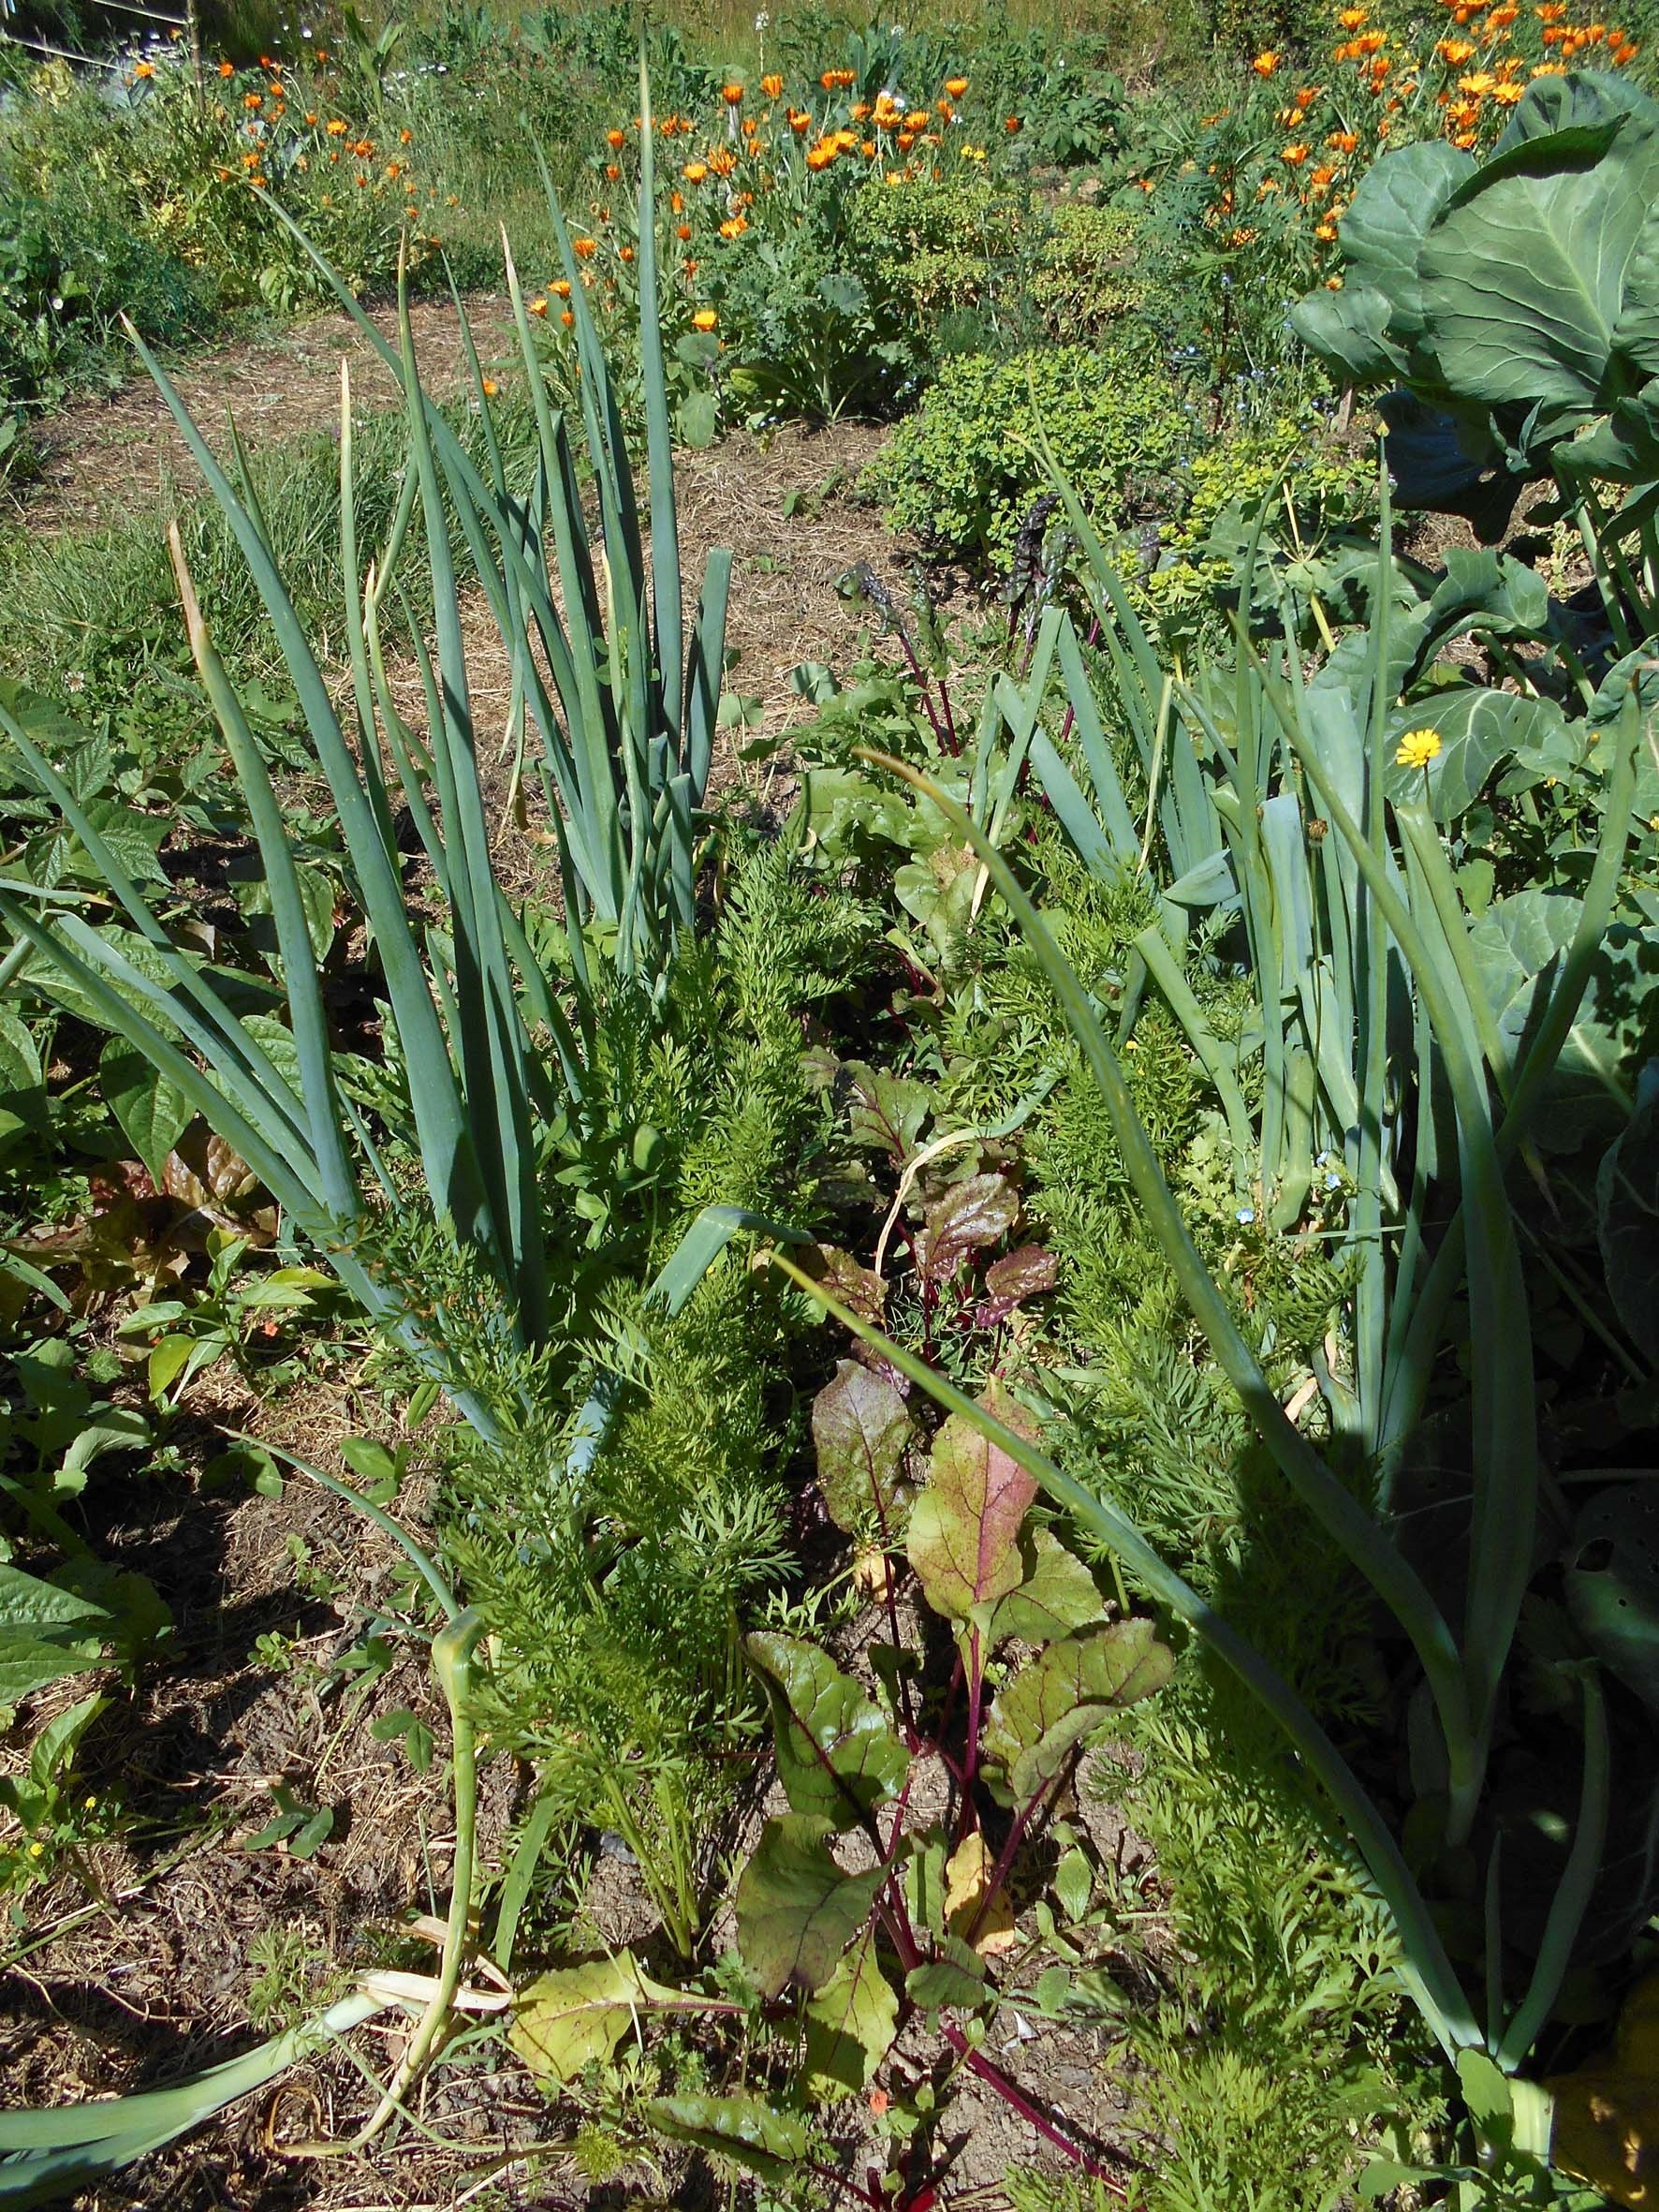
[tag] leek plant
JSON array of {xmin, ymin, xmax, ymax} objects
[
  {"xmin": 0, "ymin": 64, "xmax": 741, "ymax": 1418},
  {"xmin": 790, "ymin": 496, "xmax": 1646, "ymax": 2098}
]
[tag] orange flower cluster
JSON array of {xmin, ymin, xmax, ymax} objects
[{"xmin": 558, "ymin": 61, "xmax": 1016, "ymax": 351}]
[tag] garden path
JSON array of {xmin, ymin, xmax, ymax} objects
[{"xmin": 18, "ymin": 292, "xmax": 509, "ymax": 536}]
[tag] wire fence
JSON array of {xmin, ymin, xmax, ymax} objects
[{"xmin": 0, "ymin": 0, "xmax": 200, "ymax": 79}]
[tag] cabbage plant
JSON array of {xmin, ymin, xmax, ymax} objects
[{"xmin": 1294, "ymin": 68, "xmax": 1659, "ymax": 619}]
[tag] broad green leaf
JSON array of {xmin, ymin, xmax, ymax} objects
[
  {"xmin": 1384, "ymin": 688, "xmax": 1567, "ymax": 823},
  {"xmin": 905, "ymin": 1833, "xmax": 947, "ymax": 1940},
  {"xmin": 644, "ymin": 2094, "xmax": 806, "ymax": 2181},
  {"xmin": 1565, "ymin": 1485, "xmax": 1659, "ymax": 1713},
  {"xmin": 0, "ymin": 1562, "xmax": 110, "ymax": 1704},
  {"xmin": 802, "ymin": 1927, "xmax": 899, "ymax": 2101},
  {"xmin": 1053, "ymin": 1846, "xmax": 1094, "ymax": 1924},
  {"xmin": 991, "ymin": 1526, "xmax": 1107, "ymax": 1646},
  {"xmin": 1418, "ymin": 120, "xmax": 1659, "ymax": 424},
  {"xmin": 904, "ymin": 1934, "xmax": 987, "ymax": 2012},
  {"xmin": 1493, "ymin": 69, "xmax": 1658, "ymax": 156},
  {"xmin": 810, "ymin": 1360, "xmax": 911, "ymax": 1533},
  {"xmin": 1331, "ymin": 138, "xmax": 1475, "ymax": 337},
  {"xmin": 1288, "ymin": 283, "xmax": 1405, "ymax": 385},
  {"xmin": 0, "ymin": 1009, "xmax": 44, "ymax": 1142},
  {"xmin": 510, "ymin": 1951, "xmax": 676, "ymax": 2083},
  {"xmin": 74, "ymin": 800, "xmax": 169, "ymax": 887},
  {"xmin": 1469, "ymin": 890, "xmax": 1652, "ymax": 1137},
  {"xmin": 29, "ymin": 1690, "xmax": 104, "ymax": 1792},
  {"xmin": 99, "ymin": 1040, "xmax": 195, "ymax": 1184},
  {"xmin": 840, "ymin": 1059, "xmax": 932, "ymax": 1157},
  {"xmin": 148, "ymin": 1334, "xmax": 203, "ymax": 1402},
  {"xmin": 982, "ymin": 1619, "xmax": 1174, "ymax": 1806},
  {"xmin": 906, "ymin": 1386, "xmax": 1037, "ymax": 1623},
  {"xmin": 745, "ymin": 1631, "xmax": 907, "ymax": 1828},
  {"xmin": 734, "ymin": 1814, "xmax": 885, "ymax": 1997}
]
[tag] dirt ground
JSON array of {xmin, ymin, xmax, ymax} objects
[
  {"xmin": 16, "ymin": 295, "xmax": 514, "ymax": 536},
  {"xmin": 0, "ymin": 315, "xmax": 1153, "ymax": 2212}
]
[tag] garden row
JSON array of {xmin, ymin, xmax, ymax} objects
[{"xmin": 0, "ymin": 6, "xmax": 1657, "ymax": 2211}]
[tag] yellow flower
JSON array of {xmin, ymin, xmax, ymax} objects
[
  {"xmin": 692, "ymin": 306, "xmax": 718, "ymax": 330},
  {"xmin": 761, "ymin": 71, "xmax": 784, "ymax": 97},
  {"xmin": 683, "ymin": 160, "xmax": 708, "ymax": 182},
  {"xmin": 481, "ymin": 377, "xmax": 499, "ymax": 398},
  {"xmin": 1253, "ymin": 48, "xmax": 1282, "ymax": 73},
  {"xmin": 132, "ymin": 58, "xmax": 155, "ymax": 78},
  {"xmin": 945, "ymin": 74, "xmax": 969, "ymax": 96},
  {"xmin": 530, "ymin": 295, "xmax": 548, "ymax": 314},
  {"xmin": 1395, "ymin": 727, "xmax": 1443, "ymax": 769}
]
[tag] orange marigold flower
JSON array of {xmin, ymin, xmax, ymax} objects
[
  {"xmin": 1459, "ymin": 67, "xmax": 1496, "ymax": 89},
  {"xmin": 710, "ymin": 147, "xmax": 738, "ymax": 174},
  {"xmin": 244, "ymin": 91, "xmax": 263, "ymax": 107},
  {"xmin": 692, "ymin": 305, "xmax": 717, "ymax": 330},
  {"xmin": 742, "ymin": 116, "xmax": 758, "ymax": 135},
  {"xmin": 1337, "ymin": 5, "xmax": 1367, "ymax": 22},
  {"xmin": 851, "ymin": 99, "xmax": 872, "ymax": 120},
  {"xmin": 1253, "ymin": 48, "xmax": 1281, "ymax": 72},
  {"xmin": 562, "ymin": 308, "xmax": 575, "ymax": 326},
  {"xmin": 387, "ymin": 159, "xmax": 401, "ymax": 177},
  {"xmin": 1282, "ymin": 140, "xmax": 1311, "ymax": 161},
  {"xmin": 132, "ymin": 58, "xmax": 155, "ymax": 78},
  {"xmin": 722, "ymin": 81, "xmax": 743, "ymax": 102},
  {"xmin": 530, "ymin": 294, "xmax": 548, "ymax": 315},
  {"xmin": 1005, "ymin": 113, "xmax": 1022, "ymax": 131},
  {"xmin": 820, "ymin": 68, "xmax": 838, "ymax": 89},
  {"xmin": 670, "ymin": 189, "xmax": 683, "ymax": 212},
  {"xmin": 945, "ymin": 74, "xmax": 969, "ymax": 95},
  {"xmin": 1315, "ymin": 217, "xmax": 1339, "ymax": 239},
  {"xmin": 250, "ymin": 171, "xmax": 267, "ymax": 187},
  {"xmin": 719, "ymin": 214, "xmax": 747, "ymax": 236},
  {"xmin": 676, "ymin": 221, "xmax": 692, "ymax": 241},
  {"xmin": 806, "ymin": 140, "xmax": 836, "ymax": 167},
  {"xmin": 327, "ymin": 117, "xmax": 347, "ymax": 133},
  {"xmin": 1329, "ymin": 127, "xmax": 1360, "ymax": 148},
  {"xmin": 904, "ymin": 108, "xmax": 930, "ymax": 129},
  {"xmin": 607, "ymin": 127, "xmax": 626, "ymax": 149},
  {"xmin": 620, "ymin": 243, "xmax": 635, "ymax": 260},
  {"xmin": 606, "ymin": 162, "xmax": 621, "ymax": 179},
  {"xmin": 683, "ymin": 160, "xmax": 708, "ymax": 181},
  {"xmin": 551, "ymin": 277, "xmax": 572, "ymax": 297},
  {"xmin": 761, "ymin": 71, "xmax": 784, "ymax": 97},
  {"xmin": 896, "ymin": 130, "xmax": 914, "ymax": 149},
  {"xmin": 219, "ymin": 57, "xmax": 234, "ymax": 74},
  {"xmin": 1490, "ymin": 76, "xmax": 1524, "ymax": 96},
  {"xmin": 400, "ymin": 126, "xmax": 413, "ymax": 143},
  {"xmin": 482, "ymin": 377, "xmax": 498, "ymax": 397},
  {"xmin": 1295, "ymin": 83, "xmax": 1320, "ymax": 104},
  {"xmin": 572, "ymin": 235, "xmax": 598, "ymax": 258}
]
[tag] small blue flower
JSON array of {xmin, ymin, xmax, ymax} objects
[{"xmin": 1236, "ymin": 1207, "xmax": 1255, "ymax": 1225}]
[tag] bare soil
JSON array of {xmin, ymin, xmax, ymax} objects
[{"xmin": 14, "ymin": 294, "xmax": 514, "ymax": 537}]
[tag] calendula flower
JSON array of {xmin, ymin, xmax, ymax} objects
[
  {"xmin": 1329, "ymin": 127, "xmax": 1359, "ymax": 148},
  {"xmin": 806, "ymin": 139, "xmax": 836, "ymax": 167},
  {"xmin": 683, "ymin": 159, "xmax": 708, "ymax": 181},
  {"xmin": 719, "ymin": 214, "xmax": 746, "ymax": 236},
  {"xmin": 219, "ymin": 57, "xmax": 234, "ymax": 75},
  {"xmin": 561, "ymin": 308, "xmax": 575, "ymax": 327},
  {"xmin": 1315, "ymin": 216, "xmax": 1339, "ymax": 239},
  {"xmin": 1395, "ymin": 727, "xmax": 1443, "ymax": 769},
  {"xmin": 1338, "ymin": 5, "xmax": 1368, "ymax": 22},
  {"xmin": 551, "ymin": 277, "xmax": 571, "ymax": 297},
  {"xmin": 945, "ymin": 74, "xmax": 969, "ymax": 95},
  {"xmin": 723, "ymin": 81, "xmax": 743, "ymax": 103},
  {"xmin": 132, "ymin": 58, "xmax": 156, "ymax": 78},
  {"xmin": 761, "ymin": 71, "xmax": 784, "ymax": 97},
  {"xmin": 327, "ymin": 117, "xmax": 347, "ymax": 133},
  {"xmin": 1282, "ymin": 140, "xmax": 1311, "ymax": 161},
  {"xmin": 1005, "ymin": 113, "xmax": 1022, "ymax": 131},
  {"xmin": 1253, "ymin": 48, "xmax": 1281, "ymax": 72},
  {"xmin": 482, "ymin": 377, "xmax": 499, "ymax": 398},
  {"xmin": 692, "ymin": 305, "xmax": 718, "ymax": 329},
  {"xmin": 572, "ymin": 235, "xmax": 598, "ymax": 258},
  {"xmin": 904, "ymin": 108, "xmax": 930, "ymax": 129},
  {"xmin": 1460, "ymin": 68, "xmax": 1497, "ymax": 90},
  {"xmin": 530, "ymin": 294, "xmax": 548, "ymax": 314},
  {"xmin": 606, "ymin": 162, "xmax": 621, "ymax": 179},
  {"xmin": 400, "ymin": 126, "xmax": 413, "ymax": 143},
  {"xmin": 620, "ymin": 243, "xmax": 635, "ymax": 260}
]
